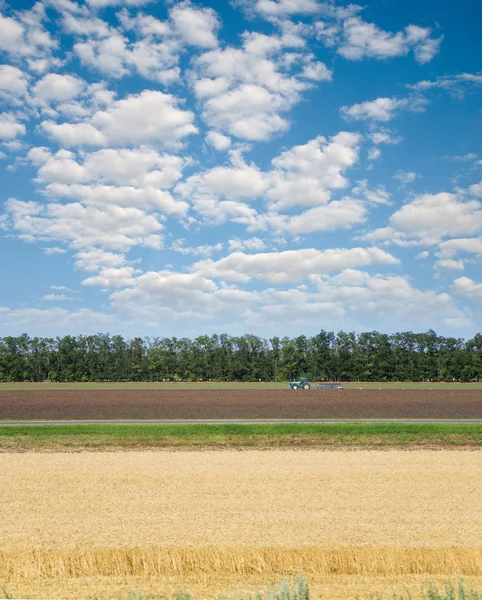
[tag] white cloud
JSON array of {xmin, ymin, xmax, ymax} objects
[
  {"xmin": 0, "ymin": 64, "xmax": 29, "ymax": 99},
  {"xmin": 42, "ymin": 246, "xmax": 67, "ymax": 255},
  {"xmin": 362, "ymin": 192, "xmax": 482, "ymax": 248},
  {"xmin": 0, "ymin": 5, "xmax": 59, "ymax": 73},
  {"xmin": 86, "ymin": 0, "xmax": 153, "ymax": 7},
  {"xmin": 176, "ymin": 151, "xmax": 268, "ymax": 224},
  {"xmin": 170, "ymin": 1, "xmax": 219, "ymax": 49},
  {"xmin": 74, "ymin": 248, "xmax": 129, "ymax": 272},
  {"xmin": 438, "ymin": 237, "xmax": 482, "ymax": 259},
  {"xmin": 104, "ymin": 265, "xmax": 465, "ymax": 336},
  {"xmin": 176, "ymin": 132, "xmax": 364, "ymax": 234},
  {"xmin": 434, "ymin": 258, "xmax": 465, "ymax": 271},
  {"xmin": 416, "ymin": 251, "xmax": 429, "ymax": 259},
  {"xmin": 41, "ymin": 90, "xmax": 198, "ymax": 147},
  {"xmin": 50, "ymin": 285, "xmax": 74, "ymax": 291},
  {"xmin": 0, "ymin": 113, "xmax": 26, "ymax": 140},
  {"xmin": 0, "ymin": 306, "xmax": 120, "ymax": 337},
  {"xmin": 341, "ymin": 95, "xmax": 427, "ymax": 122},
  {"xmin": 390, "ymin": 193, "xmax": 482, "ymax": 245},
  {"xmin": 249, "ymin": 0, "xmax": 322, "ymax": 18},
  {"xmin": 206, "ymin": 131, "xmax": 231, "ymax": 151},
  {"xmin": 82, "ymin": 266, "xmax": 140, "ymax": 287},
  {"xmin": 408, "ymin": 72, "xmax": 482, "ymax": 98},
  {"xmin": 171, "ymin": 239, "xmax": 223, "ymax": 257},
  {"xmin": 337, "ymin": 17, "xmax": 442, "ymax": 63},
  {"xmin": 41, "ymin": 293, "xmax": 73, "ymax": 301},
  {"xmin": 469, "ymin": 182, "xmax": 482, "ymax": 198},
  {"xmin": 192, "ymin": 246, "xmax": 399, "ymax": 284},
  {"xmin": 248, "ymin": 198, "xmax": 368, "ymax": 234},
  {"xmin": 191, "ymin": 28, "xmax": 331, "ymax": 141},
  {"xmin": 352, "ymin": 180, "xmax": 391, "ymax": 205},
  {"xmin": 33, "ymin": 73, "xmax": 84, "ymax": 102},
  {"xmin": 74, "ymin": 34, "xmax": 180, "ymax": 84},
  {"xmin": 0, "ymin": 14, "xmax": 24, "ymax": 53},
  {"xmin": 452, "ymin": 277, "xmax": 482, "ymax": 300},
  {"xmin": 393, "ymin": 170, "xmax": 418, "ymax": 186},
  {"xmin": 41, "ymin": 121, "xmax": 106, "ymax": 146},
  {"xmin": 5, "ymin": 198, "xmax": 164, "ymax": 251},
  {"xmin": 29, "ymin": 146, "xmax": 189, "ymax": 193},
  {"xmin": 266, "ymin": 132, "xmax": 360, "ymax": 210},
  {"xmin": 370, "ymin": 129, "xmax": 403, "ymax": 146},
  {"xmin": 228, "ymin": 237, "xmax": 266, "ymax": 252}
]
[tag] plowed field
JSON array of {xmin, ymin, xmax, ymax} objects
[{"xmin": 0, "ymin": 389, "xmax": 481, "ymax": 420}]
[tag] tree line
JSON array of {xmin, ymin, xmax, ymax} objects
[{"xmin": 1, "ymin": 330, "xmax": 482, "ymax": 383}]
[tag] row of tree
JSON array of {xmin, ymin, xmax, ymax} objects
[{"xmin": 1, "ymin": 330, "xmax": 482, "ymax": 383}]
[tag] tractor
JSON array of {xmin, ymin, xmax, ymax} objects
[{"xmin": 288, "ymin": 377, "xmax": 312, "ymax": 390}]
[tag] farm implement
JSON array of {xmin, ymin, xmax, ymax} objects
[{"xmin": 288, "ymin": 378, "xmax": 344, "ymax": 390}]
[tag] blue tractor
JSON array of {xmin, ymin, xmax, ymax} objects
[
  {"xmin": 289, "ymin": 378, "xmax": 344, "ymax": 390},
  {"xmin": 288, "ymin": 377, "xmax": 312, "ymax": 390}
]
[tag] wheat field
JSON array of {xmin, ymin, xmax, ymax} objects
[{"xmin": 1, "ymin": 449, "xmax": 481, "ymax": 599}]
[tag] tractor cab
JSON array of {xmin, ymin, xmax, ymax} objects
[{"xmin": 288, "ymin": 377, "xmax": 312, "ymax": 390}]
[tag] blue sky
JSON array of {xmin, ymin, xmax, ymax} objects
[{"xmin": 0, "ymin": 0, "xmax": 481, "ymax": 339}]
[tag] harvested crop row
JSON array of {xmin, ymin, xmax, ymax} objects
[
  {"xmin": 1, "ymin": 389, "xmax": 482, "ymax": 419},
  {"xmin": 1, "ymin": 547, "xmax": 482, "ymax": 582}
]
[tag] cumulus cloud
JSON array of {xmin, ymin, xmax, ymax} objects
[
  {"xmin": 0, "ymin": 113, "xmax": 26, "ymax": 140},
  {"xmin": 408, "ymin": 72, "xmax": 482, "ymax": 98},
  {"xmin": 0, "ymin": 306, "xmax": 121, "ymax": 337},
  {"xmin": 0, "ymin": 64, "xmax": 29, "ymax": 99},
  {"xmin": 393, "ymin": 170, "xmax": 418, "ymax": 186},
  {"xmin": 74, "ymin": 248, "xmax": 129, "ymax": 272},
  {"xmin": 74, "ymin": 34, "xmax": 180, "ymax": 84},
  {"xmin": 206, "ymin": 131, "xmax": 231, "ymax": 151},
  {"xmin": 171, "ymin": 239, "xmax": 223, "ymax": 257},
  {"xmin": 177, "ymin": 132, "xmax": 362, "ymax": 230},
  {"xmin": 341, "ymin": 95, "xmax": 427, "ymax": 122},
  {"xmin": 247, "ymin": 0, "xmax": 323, "ymax": 18},
  {"xmin": 0, "ymin": 5, "xmax": 59, "ymax": 73},
  {"xmin": 5, "ymin": 198, "xmax": 164, "ymax": 251},
  {"xmin": 41, "ymin": 293, "xmax": 73, "ymax": 301},
  {"xmin": 170, "ymin": 1, "xmax": 219, "ymax": 49},
  {"xmin": 228, "ymin": 237, "xmax": 266, "ymax": 252},
  {"xmin": 41, "ymin": 90, "xmax": 198, "ymax": 147},
  {"xmin": 104, "ymin": 266, "xmax": 465, "ymax": 336},
  {"xmin": 361, "ymin": 191, "xmax": 482, "ymax": 250},
  {"xmin": 336, "ymin": 18, "xmax": 442, "ymax": 63},
  {"xmin": 86, "ymin": 0, "xmax": 154, "ymax": 8},
  {"xmin": 29, "ymin": 146, "xmax": 189, "ymax": 191},
  {"xmin": 389, "ymin": 193, "xmax": 482, "ymax": 245},
  {"xmin": 247, "ymin": 198, "xmax": 367, "ymax": 235},
  {"xmin": 191, "ymin": 246, "xmax": 399, "ymax": 284},
  {"xmin": 82, "ymin": 266, "xmax": 140, "ymax": 287},
  {"xmin": 33, "ymin": 73, "xmax": 85, "ymax": 103},
  {"xmin": 266, "ymin": 132, "xmax": 360, "ymax": 210},
  {"xmin": 190, "ymin": 27, "xmax": 331, "ymax": 141},
  {"xmin": 452, "ymin": 277, "xmax": 482, "ymax": 300}
]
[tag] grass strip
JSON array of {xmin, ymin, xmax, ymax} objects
[{"xmin": 0, "ymin": 423, "xmax": 482, "ymax": 449}]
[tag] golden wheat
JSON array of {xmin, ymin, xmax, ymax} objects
[
  {"xmin": 1, "ymin": 547, "xmax": 482, "ymax": 581},
  {"xmin": 1, "ymin": 449, "xmax": 481, "ymax": 598}
]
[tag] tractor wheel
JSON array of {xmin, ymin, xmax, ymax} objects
[
  {"xmin": 302, "ymin": 383, "xmax": 310, "ymax": 390},
  {"xmin": 291, "ymin": 384, "xmax": 299, "ymax": 390}
]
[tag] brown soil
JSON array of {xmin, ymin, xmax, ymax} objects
[{"xmin": 0, "ymin": 389, "xmax": 481, "ymax": 420}]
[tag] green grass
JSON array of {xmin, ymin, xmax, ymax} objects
[
  {"xmin": 1, "ymin": 381, "xmax": 482, "ymax": 390},
  {"xmin": 1, "ymin": 423, "xmax": 481, "ymax": 449}
]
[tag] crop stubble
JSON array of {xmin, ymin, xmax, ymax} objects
[
  {"xmin": 1, "ymin": 389, "xmax": 482, "ymax": 419},
  {"xmin": 0, "ymin": 449, "xmax": 481, "ymax": 599}
]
